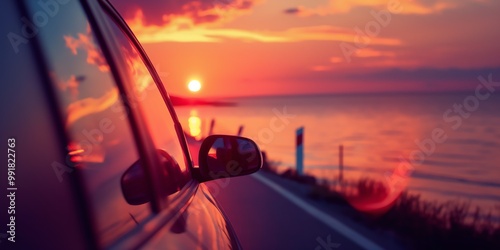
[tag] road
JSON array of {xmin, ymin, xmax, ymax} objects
[{"xmin": 206, "ymin": 171, "xmax": 405, "ymax": 250}]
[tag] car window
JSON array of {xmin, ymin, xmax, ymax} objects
[
  {"xmin": 101, "ymin": 9, "xmax": 191, "ymax": 199},
  {"xmin": 25, "ymin": 1, "xmax": 153, "ymax": 247}
]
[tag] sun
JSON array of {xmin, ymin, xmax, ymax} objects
[{"xmin": 188, "ymin": 80, "xmax": 202, "ymax": 93}]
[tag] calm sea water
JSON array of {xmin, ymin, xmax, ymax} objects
[{"xmin": 176, "ymin": 93, "xmax": 500, "ymax": 211}]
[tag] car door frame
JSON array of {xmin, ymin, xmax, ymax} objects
[
  {"xmin": 76, "ymin": 0, "xmax": 215, "ymax": 248},
  {"xmin": 85, "ymin": 2, "xmax": 243, "ymax": 249}
]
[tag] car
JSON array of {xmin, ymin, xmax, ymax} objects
[{"xmin": 0, "ymin": 0, "xmax": 262, "ymax": 249}]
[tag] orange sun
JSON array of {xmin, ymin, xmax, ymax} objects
[{"xmin": 188, "ymin": 80, "xmax": 202, "ymax": 92}]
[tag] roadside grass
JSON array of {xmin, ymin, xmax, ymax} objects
[{"xmin": 262, "ymin": 162, "xmax": 500, "ymax": 249}]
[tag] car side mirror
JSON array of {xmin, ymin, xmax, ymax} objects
[
  {"xmin": 121, "ymin": 159, "xmax": 151, "ymax": 205},
  {"xmin": 197, "ymin": 135, "xmax": 262, "ymax": 182},
  {"xmin": 121, "ymin": 149, "xmax": 189, "ymax": 205}
]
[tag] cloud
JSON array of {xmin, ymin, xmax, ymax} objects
[
  {"xmin": 112, "ymin": 1, "xmax": 404, "ymax": 45},
  {"xmin": 310, "ymin": 65, "xmax": 333, "ymax": 72},
  {"xmin": 129, "ymin": 14, "xmax": 402, "ymax": 45},
  {"xmin": 284, "ymin": 0, "xmax": 463, "ymax": 16},
  {"xmin": 111, "ymin": 0, "xmax": 259, "ymax": 26},
  {"xmin": 119, "ymin": 44, "xmax": 155, "ymax": 93},
  {"xmin": 355, "ymin": 48, "xmax": 396, "ymax": 58},
  {"xmin": 58, "ymin": 75, "xmax": 86, "ymax": 100},
  {"xmin": 274, "ymin": 66, "xmax": 500, "ymax": 94},
  {"xmin": 126, "ymin": 11, "xmax": 287, "ymax": 43},
  {"xmin": 283, "ymin": 7, "xmax": 301, "ymax": 15},
  {"xmin": 309, "ymin": 49, "xmax": 399, "ymax": 72},
  {"xmin": 64, "ymin": 25, "xmax": 110, "ymax": 72},
  {"xmin": 343, "ymin": 67, "xmax": 500, "ymax": 87},
  {"xmin": 330, "ymin": 57, "xmax": 343, "ymax": 63},
  {"xmin": 66, "ymin": 88, "xmax": 119, "ymax": 127}
]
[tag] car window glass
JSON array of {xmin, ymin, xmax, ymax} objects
[
  {"xmin": 102, "ymin": 10, "xmax": 191, "ymax": 199},
  {"xmin": 25, "ymin": 1, "xmax": 152, "ymax": 247}
]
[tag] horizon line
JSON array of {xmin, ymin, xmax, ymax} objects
[{"xmin": 180, "ymin": 89, "xmax": 483, "ymax": 100}]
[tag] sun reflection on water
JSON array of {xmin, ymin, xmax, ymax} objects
[{"xmin": 188, "ymin": 109, "xmax": 203, "ymax": 140}]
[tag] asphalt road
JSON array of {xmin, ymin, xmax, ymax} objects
[{"xmin": 206, "ymin": 172, "xmax": 403, "ymax": 250}]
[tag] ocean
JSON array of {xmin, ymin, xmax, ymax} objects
[{"xmin": 176, "ymin": 92, "xmax": 500, "ymax": 212}]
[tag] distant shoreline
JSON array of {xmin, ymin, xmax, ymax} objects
[{"xmin": 170, "ymin": 95, "xmax": 237, "ymax": 106}]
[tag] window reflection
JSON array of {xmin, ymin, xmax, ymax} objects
[
  {"xmin": 63, "ymin": 24, "xmax": 110, "ymax": 72},
  {"xmin": 65, "ymin": 88, "xmax": 119, "ymax": 128},
  {"xmin": 104, "ymin": 13, "xmax": 191, "ymax": 200},
  {"xmin": 27, "ymin": 1, "xmax": 152, "ymax": 247}
]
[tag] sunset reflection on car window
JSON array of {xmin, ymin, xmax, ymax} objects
[{"xmin": 27, "ymin": 1, "xmax": 153, "ymax": 247}]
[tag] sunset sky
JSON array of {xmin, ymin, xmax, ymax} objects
[{"xmin": 111, "ymin": 0, "xmax": 500, "ymax": 97}]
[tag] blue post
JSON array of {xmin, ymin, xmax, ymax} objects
[
  {"xmin": 237, "ymin": 125, "xmax": 244, "ymax": 136},
  {"xmin": 208, "ymin": 119, "xmax": 215, "ymax": 135},
  {"xmin": 296, "ymin": 127, "xmax": 304, "ymax": 175}
]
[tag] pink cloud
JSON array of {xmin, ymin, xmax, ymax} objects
[
  {"xmin": 64, "ymin": 25, "xmax": 110, "ymax": 72},
  {"xmin": 110, "ymin": 0, "xmax": 259, "ymax": 26},
  {"xmin": 284, "ymin": 0, "xmax": 459, "ymax": 16},
  {"xmin": 58, "ymin": 75, "xmax": 86, "ymax": 100}
]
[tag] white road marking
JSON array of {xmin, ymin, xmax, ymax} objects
[{"xmin": 252, "ymin": 173, "xmax": 385, "ymax": 250}]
